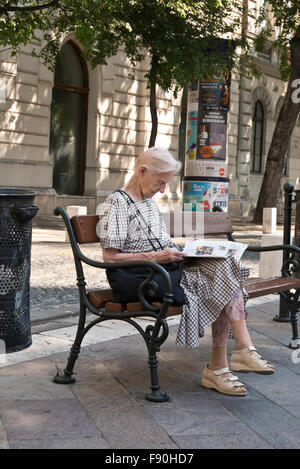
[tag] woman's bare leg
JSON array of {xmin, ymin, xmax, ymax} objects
[
  {"xmin": 222, "ymin": 288, "xmax": 252, "ymax": 350},
  {"xmin": 209, "ymin": 288, "xmax": 248, "ymax": 370},
  {"xmin": 208, "ymin": 288, "xmax": 250, "ymax": 394}
]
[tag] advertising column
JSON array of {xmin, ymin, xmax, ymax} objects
[{"xmin": 183, "ymin": 71, "xmax": 231, "ymax": 212}]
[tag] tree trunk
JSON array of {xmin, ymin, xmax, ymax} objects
[
  {"xmin": 253, "ymin": 38, "xmax": 300, "ymax": 223},
  {"xmin": 148, "ymin": 55, "xmax": 158, "ymax": 147}
]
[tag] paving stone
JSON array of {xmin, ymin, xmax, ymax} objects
[
  {"xmin": 0, "ymin": 335, "xmax": 73, "ymax": 369},
  {"xmin": 9, "ymin": 437, "xmax": 110, "ymax": 449},
  {"xmin": 237, "ymin": 362, "xmax": 300, "ymax": 412},
  {"xmin": 69, "ymin": 361, "xmax": 177, "ymax": 449},
  {"xmin": 142, "ymin": 397, "xmax": 250, "ymax": 437},
  {"xmin": 40, "ymin": 323, "xmax": 138, "ymax": 346},
  {"xmin": 0, "ymin": 375, "xmax": 75, "ymax": 400},
  {"xmin": 0, "ymin": 357, "xmax": 59, "ymax": 376},
  {"xmin": 0, "ymin": 399, "xmax": 102, "ymax": 442},
  {"xmin": 0, "ymin": 417, "xmax": 8, "ymax": 449},
  {"xmin": 261, "ymin": 430, "xmax": 300, "ymax": 449},
  {"xmin": 217, "ymin": 392, "xmax": 300, "ymax": 448},
  {"xmin": 172, "ymin": 432, "xmax": 274, "ymax": 449},
  {"xmin": 246, "ymin": 307, "xmax": 293, "ymax": 346}
]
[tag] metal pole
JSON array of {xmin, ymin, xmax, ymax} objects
[
  {"xmin": 273, "ymin": 182, "xmax": 294, "ymax": 322},
  {"xmin": 294, "ymin": 189, "xmax": 300, "ymax": 279}
]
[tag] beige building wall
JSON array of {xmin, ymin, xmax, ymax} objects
[{"xmin": 0, "ymin": 39, "xmax": 182, "ymax": 214}]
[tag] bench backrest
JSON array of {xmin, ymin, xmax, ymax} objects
[{"xmin": 70, "ymin": 211, "xmax": 233, "ymax": 244}]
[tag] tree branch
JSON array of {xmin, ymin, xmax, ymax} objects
[{"xmin": 1, "ymin": 0, "xmax": 60, "ymax": 13}]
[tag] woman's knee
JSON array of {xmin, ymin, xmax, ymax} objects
[{"xmin": 223, "ymin": 288, "xmax": 246, "ymax": 322}]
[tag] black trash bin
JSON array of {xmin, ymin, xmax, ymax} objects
[{"xmin": 0, "ymin": 189, "xmax": 39, "ymax": 352}]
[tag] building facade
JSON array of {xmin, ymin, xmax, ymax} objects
[{"xmin": 0, "ymin": 4, "xmax": 299, "ymax": 217}]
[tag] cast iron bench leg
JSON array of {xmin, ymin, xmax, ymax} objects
[
  {"xmin": 289, "ymin": 289, "xmax": 300, "ymax": 349},
  {"xmin": 145, "ymin": 319, "xmax": 170, "ymax": 402},
  {"xmin": 53, "ymin": 303, "xmax": 87, "ymax": 384}
]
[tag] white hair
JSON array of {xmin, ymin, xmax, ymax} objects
[{"xmin": 135, "ymin": 147, "xmax": 182, "ymax": 174}]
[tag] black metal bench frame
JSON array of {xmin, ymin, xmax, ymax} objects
[{"xmin": 53, "ymin": 201, "xmax": 300, "ymax": 402}]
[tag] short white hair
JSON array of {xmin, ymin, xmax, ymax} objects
[{"xmin": 135, "ymin": 147, "xmax": 182, "ymax": 174}]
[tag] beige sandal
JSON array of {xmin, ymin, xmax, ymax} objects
[
  {"xmin": 201, "ymin": 365, "xmax": 247, "ymax": 396},
  {"xmin": 230, "ymin": 345, "xmax": 275, "ymax": 374}
]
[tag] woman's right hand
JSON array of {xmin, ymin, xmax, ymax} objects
[{"xmin": 155, "ymin": 248, "xmax": 187, "ymax": 264}]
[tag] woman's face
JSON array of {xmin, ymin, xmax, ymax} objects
[{"xmin": 138, "ymin": 167, "xmax": 175, "ymax": 199}]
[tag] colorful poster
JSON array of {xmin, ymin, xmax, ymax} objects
[
  {"xmin": 186, "ymin": 109, "xmax": 198, "ymax": 161},
  {"xmin": 182, "ymin": 178, "xmax": 229, "ymax": 212},
  {"xmin": 184, "ymin": 71, "xmax": 230, "ymax": 178},
  {"xmin": 199, "ymin": 71, "xmax": 231, "ymax": 111},
  {"xmin": 197, "ymin": 109, "xmax": 228, "ymax": 162}
]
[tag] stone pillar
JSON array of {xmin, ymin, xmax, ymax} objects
[{"xmin": 65, "ymin": 205, "xmax": 87, "ymax": 242}]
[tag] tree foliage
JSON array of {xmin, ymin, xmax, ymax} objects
[
  {"xmin": 0, "ymin": 1, "xmax": 243, "ymax": 145},
  {"xmin": 0, "ymin": 1, "xmax": 241, "ymax": 88}
]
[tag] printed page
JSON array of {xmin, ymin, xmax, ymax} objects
[{"xmin": 183, "ymin": 239, "xmax": 248, "ymax": 261}]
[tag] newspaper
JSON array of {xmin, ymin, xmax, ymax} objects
[{"xmin": 183, "ymin": 239, "xmax": 248, "ymax": 261}]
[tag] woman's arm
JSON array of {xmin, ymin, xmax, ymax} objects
[{"xmin": 102, "ymin": 247, "xmax": 187, "ymax": 264}]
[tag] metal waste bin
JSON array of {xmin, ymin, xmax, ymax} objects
[{"xmin": 0, "ymin": 189, "xmax": 39, "ymax": 352}]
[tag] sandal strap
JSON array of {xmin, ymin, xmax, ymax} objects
[
  {"xmin": 226, "ymin": 376, "xmax": 244, "ymax": 386},
  {"xmin": 249, "ymin": 348, "xmax": 271, "ymax": 366},
  {"xmin": 213, "ymin": 367, "xmax": 230, "ymax": 376}
]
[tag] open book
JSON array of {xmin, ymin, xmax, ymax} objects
[{"xmin": 183, "ymin": 239, "xmax": 248, "ymax": 262}]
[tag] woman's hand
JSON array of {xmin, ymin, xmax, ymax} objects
[
  {"xmin": 102, "ymin": 247, "xmax": 188, "ymax": 264},
  {"xmin": 155, "ymin": 248, "xmax": 188, "ymax": 264}
]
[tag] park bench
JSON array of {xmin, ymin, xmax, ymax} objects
[{"xmin": 53, "ymin": 207, "xmax": 300, "ymax": 402}]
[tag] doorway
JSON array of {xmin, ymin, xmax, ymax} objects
[{"xmin": 50, "ymin": 41, "xmax": 89, "ymax": 195}]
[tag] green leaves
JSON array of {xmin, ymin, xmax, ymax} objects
[{"xmin": 0, "ymin": 0, "xmax": 242, "ymax": 93}]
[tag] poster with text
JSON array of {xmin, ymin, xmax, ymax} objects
[{"xmin": 197, "ymin": 109, "xmax": 228, "ymax": 162}]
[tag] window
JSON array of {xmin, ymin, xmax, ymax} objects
[
  {"xmin": 50, "ymin": 41, "xmax": 89, "ymax": 195},
  {"xmin": 251, "ymin": 101, "xmax": 265, "ymax": 173}
]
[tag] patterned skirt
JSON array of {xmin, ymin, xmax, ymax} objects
[{"xmin": 176, "ymin": 256, "xmax": 250, "ymax": 348}]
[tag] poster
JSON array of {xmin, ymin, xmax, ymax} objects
[
  {"xmin": 182, "ymin": 178, "xmax": 229, "ymax": 212},
  {"xmin": 197, "ymin": 109, "xmax": 228, "ymax": 162},
  {"xmin": 185, "ymin": 72, "xmax": 230, "ymax": 178},
  {"xmin": 198, "ymin": 72, "xmax": 231, "ymax": 112}
]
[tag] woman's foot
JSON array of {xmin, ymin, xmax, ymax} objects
[
  {"xmin": 230, "ymin": 345, "xmax": 275, "ymax": 374},
  {"xmin": 201, "ymin": 365, "xmax": 247, "ymax": 396}
]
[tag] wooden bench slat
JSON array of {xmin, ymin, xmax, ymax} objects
[
  {"xmin": 244, "ymin": 277, "xmax": 300, "ymax": 299},
  {"xmin": 71, "ymin": 215, "xmax": 99, "ymax": 244},
  {"xmin": 88, "ymin": 276, "xmax": 300, "ymax": 311},
  {"xmin": 87, "ymin": 289, "xmax": 113, "ymax": 308}
]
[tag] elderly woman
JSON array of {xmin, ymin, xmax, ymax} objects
[{"xmin": 99, "ymin": 147, "xmax": 274, "ymax": 397}]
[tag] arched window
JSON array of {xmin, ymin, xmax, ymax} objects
[
  {"xmin": 50, "ymin": 41, "xmax": 89, "ymax": 195},
  {"xmin": 251, "ymin": 100, "xmax": 265, "ymax": 173}
]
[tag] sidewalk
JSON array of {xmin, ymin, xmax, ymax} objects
[{"xmin": 1, "ymin": 215, "xmax": 300, "ymax": 449}]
